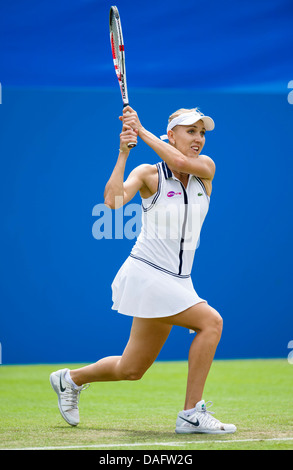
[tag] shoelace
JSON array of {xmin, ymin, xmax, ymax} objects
[
  {"xmin": 63, "ymin": 383, "xmax": 90, "ymax": 410},
  {"xmin": 197, "ymin": 401, "xmax": 222, "ymax": 428},
  {"xmin": 203, "ymin": 401, "xmax": 215, "ymax": 413}
]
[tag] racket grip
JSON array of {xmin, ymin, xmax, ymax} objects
[
  {"xmin": 123, "ymin": 103, "xmax": 137, "ymax": 148},
  {"xmin": 128, "ymin": 142, "xmax": 137, "ymax": 148}
]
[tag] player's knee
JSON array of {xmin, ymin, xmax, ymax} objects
[
  {"xmin": 127, "ymin": 370, "xmax": 144, "ymax": 381},
  {"xmin": 122, "ymin": 370, "xmax": 144, "ymax": 381},
  {"xmin": 197, "ymin": 307, "xmax": 223, "ymax": 341},
  {"xmin": 209, "ymin": 311, "xmax": 223, "ymax": 340},
  {"xmin": 119, "ymin": 365, "xmax": 145, "ymax": 381}
]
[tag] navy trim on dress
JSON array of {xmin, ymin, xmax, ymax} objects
[
  {"xmin": 178, "ymin": 182, "xmax": 188, "ymax": 275},
  {"xmin": 162, "ymin": 161, "xmax": 172, "ymax": 179},
  {"xmin": 130, "ymin": 254, "xmax": 191, "ymax": 279},
  {"xmin": 194, "ymin": 175, "xmax": 208, "ymax": 197},
  {"xmin": 142, "ymin": 163, "xmax": 162, "ymax": 212}
]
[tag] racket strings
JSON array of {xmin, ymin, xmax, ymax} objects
[
  {"xmin": 110, "ymin": 19, "xmax": 122, "ymax": 79},
  {"xmin": 109, "ymin": 6, "xmax": 130, "ymax": 110}
]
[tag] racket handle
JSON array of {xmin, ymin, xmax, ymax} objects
[{"xmin": 123, "ymin": 103, "xmax": 137, "ymax": 148}]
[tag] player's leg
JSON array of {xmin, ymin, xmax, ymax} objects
[
  {"xmin": 159, "ymin": 302, "xmax": 236, "ymax": 434},
  {"xmin": 70, "ymin": 317, "xmax": 172, "ymax": 384},
  {"xmin": 50, "ymin": 317, "xmax": 172, "ymax": 426},
  {"xmin": 159, "ymin": 302, "xmax": 223, "ymax": 409}
]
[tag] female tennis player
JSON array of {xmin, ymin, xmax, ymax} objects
[{"xmin": 50, "ymin": 106, "xmax": 236, "ymax": 434}]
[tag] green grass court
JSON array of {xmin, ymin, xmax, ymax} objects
[{"xmin": 1, "ymin": 359, "xmax": 292, "ymax": 450}]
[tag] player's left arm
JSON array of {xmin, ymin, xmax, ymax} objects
[{"xmin": 184, "ymin": 154, "xmax": 216, "ymax": 182}]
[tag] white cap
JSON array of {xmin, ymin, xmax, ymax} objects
[{"xmin": 160, "ymin": 110, "xmax": 215, "ymax": 140}]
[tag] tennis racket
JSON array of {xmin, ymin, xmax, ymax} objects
[{"xmin": 109, "ymin": 5, "xmax": 136, "ymax": 148}]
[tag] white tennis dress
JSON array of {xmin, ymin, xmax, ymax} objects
[{"xmin": 111, "ymin": 161, "xmax": 210, "ymax": 318}]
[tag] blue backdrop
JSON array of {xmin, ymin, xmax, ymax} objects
[{"xmin": 1, "ymin": 0, "xmax": 293, "ymax": 364}]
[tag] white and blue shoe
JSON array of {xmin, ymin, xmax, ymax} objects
[
  {"xmin": 50, "ymin": 368, "xmax": 89, "ymax": 426},
  {"xmin": 175, "ymin": 400, "xmax": 237, "ymax": 434}
]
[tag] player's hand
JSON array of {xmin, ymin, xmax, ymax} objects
[
  {"xmin": 119, "ymin": 106, "xmax": 142, "ymax": 135},
  {"xmin": 119, "ymin": 123, "xmax": 138, "ymax": 152}
]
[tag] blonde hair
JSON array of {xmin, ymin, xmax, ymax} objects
[{"xmin": 168, "ymin": 107, "xmax": 203, "ymax": 123}]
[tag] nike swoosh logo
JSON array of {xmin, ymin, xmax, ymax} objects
[
  {"xmin": 59, "ymin": 374, "xmax": 66, "ymax": 392},
  {"xmin": 180, "ymin": 416, "xmax": 200, "ymax": 427}
]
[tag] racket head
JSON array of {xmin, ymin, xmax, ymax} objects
[{"xmin": 109, "ymin": 6, "xmax": 129, "ymax": 106}]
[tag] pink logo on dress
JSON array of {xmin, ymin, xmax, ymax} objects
[{"xmin": 167, "ymin": 191, "xmax": 182, "ymax": 197}]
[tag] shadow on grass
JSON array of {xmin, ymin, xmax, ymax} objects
[{"xmin": 52, "ymin": 424, "xmax": 231, "ymax": 444}]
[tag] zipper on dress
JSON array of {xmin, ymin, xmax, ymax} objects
[{"xmin": 178, "ymin": 182, "xmax": 188, "ymax": 275}]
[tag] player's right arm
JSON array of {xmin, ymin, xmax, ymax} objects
[
  {"xmin": 104, "ymin": 123, "xmax": 156, "ymax": 209},
  {"xmin": 104, "ymin": 162, "xmax": 151, "ymax": 209}
]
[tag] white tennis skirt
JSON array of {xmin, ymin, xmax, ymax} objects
[{"xmin": 111, "ymin": 256, "xmax": 206, "ymax": 319}]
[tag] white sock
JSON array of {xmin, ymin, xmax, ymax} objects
[
  {"xmin": 64, "ymin": 369, "xmax": 80, "ymax": 390},
  {"xmin": 184, "ymin": 407, "xmax": 196, "ymax": 416}
]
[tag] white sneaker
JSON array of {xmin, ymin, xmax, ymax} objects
[
  {"xmin": 50, "ymin": 368, "xmax": 89, "ymax": 426},
  {"xmin": 175, "ymin": 400, "xmax": 237, "ymax": 434}
]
